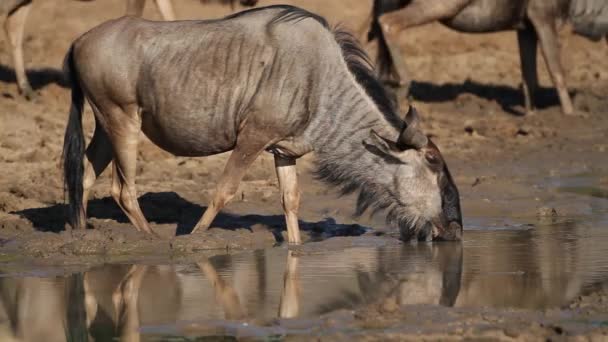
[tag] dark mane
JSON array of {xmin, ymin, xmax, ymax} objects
[
  {"xmin": 223, "ymin": 4, "xmax": 327, "ymax": 27},
  {"xmin": 332, "ymin": 28, "xmax": 401, "ymax": 129},
  {"xmin": 269, "ymin": 5, "xmax": 329, "ymax": 28}
]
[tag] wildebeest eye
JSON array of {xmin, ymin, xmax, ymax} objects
[{"xmin": 425, "ymin": 152, "xmax": 441, "ymax": 166}]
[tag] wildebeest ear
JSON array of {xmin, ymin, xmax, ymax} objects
[
  {"xmin": 404, "ymin": 105, "xmax": 421, "ymax": 126},
  {"xmin": 363, "ymin": 129, "xmax": 400, "ymax": 156}
]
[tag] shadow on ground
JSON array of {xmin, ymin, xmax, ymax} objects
[
  {"xmin": 0, "ymin": 64, "xmax": 68, "ymax": 91},
  {"xmin": 13, "ymin": 192, "xmax": 367, "ymax": 241},
  {"xmin": 408, "ymin": 80, "xmax": 565, "ymax": 116}
]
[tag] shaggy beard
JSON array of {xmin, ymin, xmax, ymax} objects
[
  {"xmin": 350, "ymin": 181, "xmax": 426, "ymax": 242},
  {"xmin": 386, "ymin": 205, "xmax": 429, "ymax": 241}
]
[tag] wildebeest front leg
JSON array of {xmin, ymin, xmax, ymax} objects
[
  {"xmin": 528, "ymin": 11, "xmax": 574, "ymax": 115},
  {"xmin": 191, "ymin": 132, "xmax": 272, "ymax": 234},
  {"xmin": 197, "ymin": 259, "xmax": 244, "ymax": 319},
  {"xmin": 274, "ymin": 155, "xmax": 301, "ymax": 244},
  {"xmin": 154, "ymin": 0, "xmax": 176, "ymax": 21},
  {"xmin": 125, "ymin": 0, "xmax": 149, "ymax": 17},
  {"xmin": 517, "ymin": 25, "xmax": 539, "ymax": 115},
  {"xmin": 377, "ymin": 0, "xmax": 471, "ymax": 88},
  {"xmin": 3, "ymin": 0, "xmax": 34, "ymax": 99},
  {"xmin": 278, "ymin": 250, "xmax": 300, "ymax": 318}
]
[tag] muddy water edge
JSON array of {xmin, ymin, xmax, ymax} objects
[{"xmin": 0, "ymin": 144, "xmax": 607, "ymax": 340}]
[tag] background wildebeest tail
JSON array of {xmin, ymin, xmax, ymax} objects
[
  {"xmin": 199, "ymin": 0, "xmax": 257, "ymax": 9},
  {"xmin": 62, "ymin": 44, "xmax": 85, "ymax": 230},
  {"xmin": 569, "ymin": 0, "xmax": 608, "ymax": 40},
  {"xmin": 367, "ymin": 0, "xmax": 410, "ymax": 80}
]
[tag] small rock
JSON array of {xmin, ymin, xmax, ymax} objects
[
  {"xmin": 516, "ymin": 124, "xmax": 532, "ymax": 136},
  {"xmin": 380, "ymin": 298, "xmax": 399, "ymax": 313},
  {"xmin": 471, "ymin": 177, "xmax": 483, "ymax": 187},
  {"xmin": 537, "ymin": 206, "xmax": 558, "ymax": 218}
]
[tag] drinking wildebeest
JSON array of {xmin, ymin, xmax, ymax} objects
[
  {"xmin": 1, "ymin": 0, "xmax": 257, "ymax": 100},
  {"xmin": 366, "ymin": 0, "xmax": 608, "ymax": 115},
  {"xmin": 62, "ymin": 5, "xmax": 463, "ymax": 243}
]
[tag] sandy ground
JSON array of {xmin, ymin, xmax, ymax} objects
[{"xmin": 0, "ymin": 0, "xmax": 608, "ymax": 339}]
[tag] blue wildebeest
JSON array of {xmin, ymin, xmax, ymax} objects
[
  {"xmin": 62, "ymin": 5, "xmax": 463, "ymax": 243},
  {"xmin": 366, "ymin": 0, "xmax": 608, "ymax": 115},
  {"xmin": 1, "ymin": 0, "xmax": 257, "ymax": 100}
]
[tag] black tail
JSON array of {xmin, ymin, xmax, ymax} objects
[
  {"xmin": 62, "ymin": 44, "xmax": 85, "ymax": 229},
  {"xmin": 368, "ymin": 0, "xmax": 410, "ymax": 80}
]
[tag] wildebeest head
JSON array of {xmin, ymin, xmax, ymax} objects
[{"xmin": 363, "ymin": 106, "xmax": 463, "ymax": 241}]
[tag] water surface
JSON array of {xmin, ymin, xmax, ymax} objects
[{"xmin": 1, "ymin": 176, "xmax": 607, "ymax": 340}]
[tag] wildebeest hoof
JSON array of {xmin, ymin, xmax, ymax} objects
[
  {"xmin": 190, "ymin": 225, "xmax": 210, "ymax": 235},
  {"xmin": 19, "ymin": 86, "xmax": 37, "ymax": 101},
  {"xmin": 564, "ymin": 109, "xmax": 586, "ymax": 117},
  {"xmin": 523, "ymin": 108, "xmax": 536, "ymax": 116},
  {"xmin": 149, "ymin": 230, "xmax": 163, "ymax": 239}
]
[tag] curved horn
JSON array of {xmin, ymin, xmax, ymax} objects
[{"xmin": 397, "ymin": 106, "xmax": 428, "ymax": 150}]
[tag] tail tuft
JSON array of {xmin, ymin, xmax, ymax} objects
[{"xmin": 62, "ymin": 45, "xmax": 86, "ymax": 229}]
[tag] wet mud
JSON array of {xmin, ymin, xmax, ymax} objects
[{"xmin": 1, "ymin": 0, "xmax": 608, "ymax": 340}]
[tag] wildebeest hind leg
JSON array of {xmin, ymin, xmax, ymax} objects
[
  {"xmin": 274, "ymin": 155, "xmax": 301, "ymax": 244},
  {"xmin": 108, "ymin": 116, "xmax": 158, "ymax": 236},
  {"xmin": 517, "ymin": 25, "xmax": 539, "ymax": 115},
  {"xmin": 191, "ymin": 130, "xmax": 273, "ymax": 234},
  {"xmin": 377, "ymin": 0, "xmax": 471, "ymax": 88},
  {"xmin": 112, "ymin": 265, "xmax": 148, "ymax": 340},
  {"xmin": 80, "ymin": 121, "xmax": 113, "ymax": 227},
  {"xmin": 528, "ymin": 12, "xmax": 574, "ymax": 115}
]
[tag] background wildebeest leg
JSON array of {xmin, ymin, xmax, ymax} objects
[
  {"xmin": 517, "ymin": 24, "xmax": 539, "ymax": 115},
  {"xmin": 3, "ymin": 0, "xmax": 34, "ymax": 99},
  {"xmin": 191, "ymin": 128, "xmax": 274, "ymax": 234},
  {"xmin": 154, "ymin": 0, "xmax": 176, "ymax": 21},
  {"xmin": 80, "ymin": 119, "xmax": 113, "ymax": 228},
  {"xmin": 274, "ymin": 156, "xmax": 301, "ymax": 244},
  {"xmin": 278, "ymin": 250, "xmax": 300, "ymax": 318},
  {"xmin": 126, "ymin": 0, "xmax": 176, "ymax": 21},
  {"xmin": 528, "ymin": 8, "xmax": 575, "ymax": 115},
  {"xmin": 197, "ymin": 259, "xmax": 245, "ymax": 319},
  {"xmin": 377, "ymin": 0, "xmax": 471, "ymax": 88},
  {"xmin": 107, "ymin": 107, "xmax": 158, "ymax": 236},
  {"xmin": 112, "ymin": 265, "xmax": 148, "ymax": 342}
]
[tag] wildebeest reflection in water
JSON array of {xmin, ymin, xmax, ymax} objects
[
  {"xmin": 2, "ymin": 225, "xmax": 608, "ymax": 340},
  {"xmin": 0, "ymin": 244, "xmax": 461, "ymax": 341}
]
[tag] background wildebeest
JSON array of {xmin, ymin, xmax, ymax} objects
[
  {"xmin": 366, "ymin": 0, "xmax": 608, "ymax": 115},
  {"xmin": 1, "ymin": 0, "xmax": 257, "ymax": 100},
  {"xmin": 62, "ymin": 5, "xmax": 463, "ymax": 243}
]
